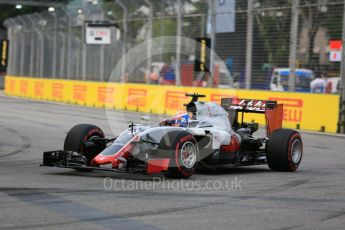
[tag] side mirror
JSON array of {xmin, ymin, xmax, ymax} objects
[
  {"xmin": 141, "ymin": 116, "xmax": 150, "ymax": 126},
  {"xmin": 141, "ymin": 116, "xmax": 150, "ymax": 121}
]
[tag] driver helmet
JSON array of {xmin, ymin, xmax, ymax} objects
[{"xmin": 171, "ymin": 113, "xmax": 189, "ymax": 127}]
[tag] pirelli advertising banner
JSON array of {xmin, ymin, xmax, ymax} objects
[
  {"xmin": 0, "ymin": 39, "xmax": 9, "ymax": 71},
  {"xmin": 5, "ymin": 76, "xmax": 340, "ymax": 133}
]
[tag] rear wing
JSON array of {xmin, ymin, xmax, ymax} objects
[
  {"xmin": 220, "ymin": 98, "xmax": 284, "ymax": 136},
  {"xmin": 220, "ymin": 98, "xmax": 278, "ymax": 113}
]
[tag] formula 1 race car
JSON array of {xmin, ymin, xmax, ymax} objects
[{"xmin": 42, "ymin": 94, "xmax": 303, "ymax": 178}]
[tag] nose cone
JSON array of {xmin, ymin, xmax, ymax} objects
[{"xmin": 91, "ymin": 154, "xmax": 115, "ymax": 166}]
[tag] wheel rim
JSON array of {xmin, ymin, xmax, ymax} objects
[
  {"xmin": 180, "ymin": 141, "xmax": 197, "ymax": 169},
  {"xmin": 291, "ymin": 139, "xmax": 302, "ymax": 164}
]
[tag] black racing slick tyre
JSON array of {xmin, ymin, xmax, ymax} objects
[
  {"xmin": 162, "ymin": 131, "xmax": 199, "ymax": 179},
  {"xmin": 266, "ymin": 129, "xmax": 303, "ymax": 172},
  {"xmin": 64, "ymin": 124, "xmax": 105, "ymax": 169}
]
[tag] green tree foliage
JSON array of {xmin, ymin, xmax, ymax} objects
[
  {"xmin": 101, "ymin": 0, "xmax": 204, "ymax": 40},
  {"xmin": 0, "ymin": 5, "xmax": 41, "ymax": 29},
  {"xmin": 238, "ymin": 0, "xmax": 342, "ymax": 67},
  {"xmin": 251, "ymin": 1, "xmax": 291, "ymax": 66},
  {"xmin": 0, "ymin": 1, "xmax": 72, "ymax": 30}
]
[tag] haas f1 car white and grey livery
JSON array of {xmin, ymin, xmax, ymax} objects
[{"xmin": 42, "ymin": 94, "xmax": 303, "ymax": 178}]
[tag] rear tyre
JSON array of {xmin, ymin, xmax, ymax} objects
[
  {"xmin": 162, "ymin": 131, "xmax": 199, "ymax": 179},
  {"xmin": 64, "ymin": 124, "xmax": 105, "ymax": 171},
  {"xmin": 266, "ymin": 129, "xmax": 303, "ymax": 172}
]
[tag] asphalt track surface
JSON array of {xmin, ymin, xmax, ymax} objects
[{"xmin": 1, "ymin": 92, "xmax": 345, "ymax": 230}]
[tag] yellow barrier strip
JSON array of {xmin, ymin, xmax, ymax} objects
[{"xmin": 5, "ymin": 76, "xmax": 340, "ymax": 133}]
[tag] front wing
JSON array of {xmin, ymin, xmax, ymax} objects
[{"xmin": 41, "ymin": 150, "xmax": 170, "ymax": 174}]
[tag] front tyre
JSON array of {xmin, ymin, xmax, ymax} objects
[
  {"xmin": 266, "ymin": 129, "xmax": 303, "ymax": 172},
  {"xmin": 164, "ymin": 132, "xmax": 199, "ymax": 179},
  {"xmin": 64, "ymin": 124, "xmax": 105, "ymax": 170}
]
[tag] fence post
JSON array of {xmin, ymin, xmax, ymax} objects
[
  {"xmin": 27, "ymin": 15, "xmax": 36, "ymax": 77},
  {"xmin": 67, "ymin": 14, "xmax": 72, "ymax": 80},
  {"xmin": 7, "ymin": 19, "xmax": 15, "ymax": 75},
  {"xmin": 35, "ymin": 13, "xmax": 45, "ymax": 78},
  {"xmin": 245, "ymin": 0, "xmax": 254, "ymax": 89},
  {"xmin": 75, "ymin": 37, "xmax": 81, "ymax": 79},
  {"xmin": 14, "ymin": 19, "xmax": 20, "ymax": 76},
  {"xmin": 175, "ymin": 0, "xmax": 182, "ymax": 86},
  {"xmin": 99, "ymin": 45, "xmax": 105, "ymax": 81},
  {"xmin": 114, "ymin": 0, "xmax": 128, "ymax": 83},
  {"xmin": 339, "ymin": 1, "xmax": 345, "ymax": 133},
  {"xmin": 17, "ymin": 16, "xmax": 26, "ymax": 77},
  {"xmin": 61, "ymin": 8, "xmax": 72, "ymax": 80},
  {"xmin": 288, "ymin": 0, "xmax": 299, "ymax": 92},
  {"xmin": 59, "ymin": 32, "xmax": 66, "ymax": 79},
  {"xmin": 144, "ymin": 0, "xmax": 153, "ymax": 84},
  {"xmin": 99, "ymin": 13, "xmax": 105, "ymax": 82},
  {"xmin": 210, "ymin": 0, "xmax": 216, "ymax": 87},
  {"xmin": 51, "ymin": 12, "xmax": 58, "ymax": 78},
  {"xmin": 82, "ymin": 20, "xmax": 87, "ymax": 81}
]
